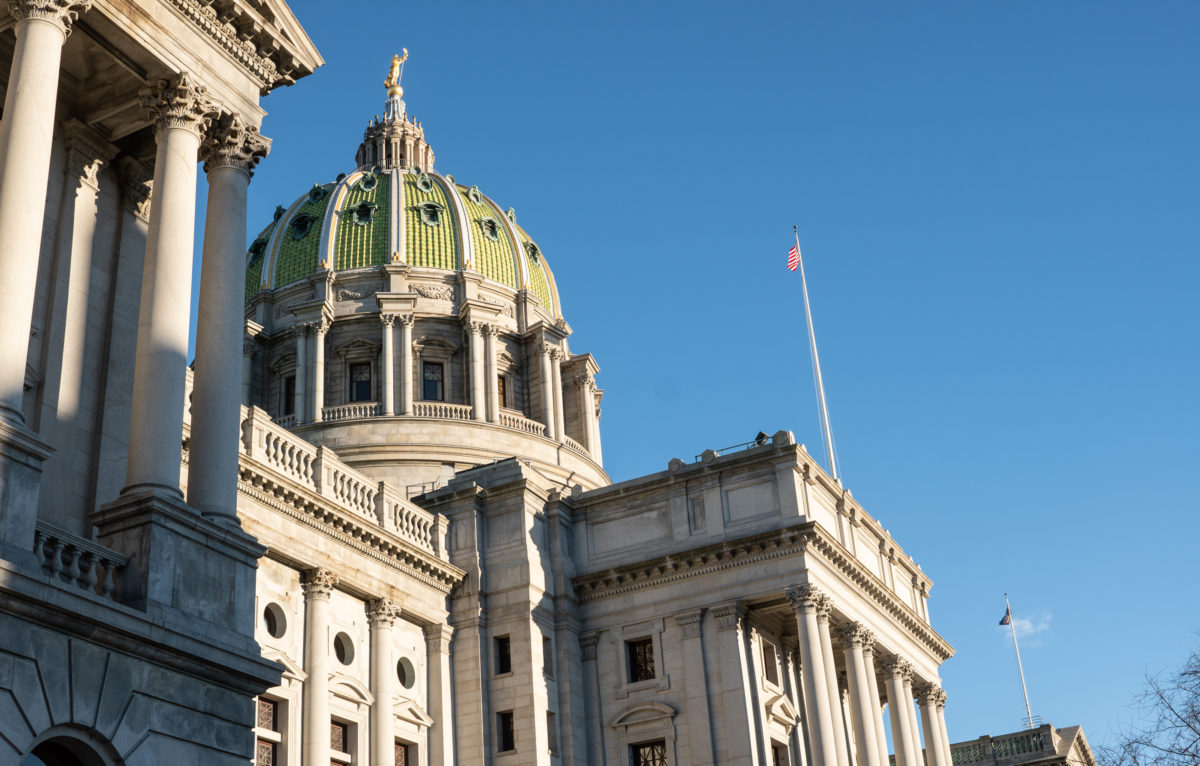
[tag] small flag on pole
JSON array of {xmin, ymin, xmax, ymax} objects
[
  {"xmin": 999, "ymin": 607, "xmax": 1012, "ymax": 626},
  {"xmin": 787, "ymin": 243, "xmax": 800, "ymax": 272}
]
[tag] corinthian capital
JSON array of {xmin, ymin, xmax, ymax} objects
[
  {"xmin": 9, "ymin": 0, "xmax": 93, "ymax": 35},
  {"xmin": 300, "ymin": 567, "xmax": 337, "ymax": 598},
  {"xmin": 784, "ymin": 583, "xmax": 824, "ymax": 613},
  {"xmin": 366, "ymin": 598, "xmax": 401, "ymax": 627},
  {"xmin": 838, "ymin": 622, "xmax": 873, "ymax": 647},
  {"xmin": 139, "ymin": 72, "xmax": 219, "ymax": 138},
  {"xmin": 202, "ymin": 113, "xmax": 271, "ymax": 176}
]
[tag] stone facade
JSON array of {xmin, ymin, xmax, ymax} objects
[{"xmin": 0, "ymin": 4, "xmax": 961, "ymax": 765}]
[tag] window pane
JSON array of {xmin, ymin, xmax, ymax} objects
[
  {"xmin": 283, "ymin": 376, "xmax": 296, "ymax": 416},
  {"xmin": 330, "ymin": 722, "xmax": 346, "ymax": 753},
  {"xmin": 497, "ymin": 375, "xmax": 508, "ymax": 408},
  {"xmin": 762, "ymin": 638, "xmax": 779, "ymax": 685},
  {"xmin": 627, "ymin": 638, "xmax": 655, "ymax": 682},
  {"xmin": 632, "ymin": 740, "xmax": 668, "ymax": 766},
  {"xmin": 423, "ymin": 362, "xmax": 443, "ymax": 401},
  {"xmin": 350, "ymin": 363, "xmax": 371, "ymax": 402},
  {"xmin": 256, "ymin": 698, "xmax": 276, "ymax": 730},
  {"xmin": 497, "ymin": 711, "xmax": 515, "ymax": 751},
  {"xmin": 495, "ymin": 635, "xmax": 511, "ymax": 675},
  {"xmin": 256, "ymin": 739, "xmax": 276, "ymax": 766}
]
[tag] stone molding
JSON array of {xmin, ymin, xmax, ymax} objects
[
  {"xmin": 64, "ymin": 122, "xmax": 116, "ymax": 191},
  {"xmin": 413, "ymin": 284, "xmax": 453, "ymax": 302},
  {"xmin": 914, "ymin": 681, "xmax": 942, "ymax": 705},
  {"xmin": 366, "ymin": 598, "xmax": 401, "ymax": 627},
  {"xmin": 711, "ymin": 601, "xmax": 745, "ymax": 631},
  {"xmin": 139, "ymin": 73, "xmax": 218, "ymax": 138},
  {"xmin": 202, "ymin": 113, "xmax": 271, "ymax": 176},
  {"xmin": 784, "ymin": 583, "xmax": 824, "ymax": 613},
  {"xmin": 299, "ymin": 567, "xmax": 337, "ymax": 597},
  {"xmin": 397, "ymin": 313, "xmax": 415, "ymax": 327},
  {"xmin": 672, "ymin": 608, "xmax": 703, "ymax": 639},
  {"xmin": 816, "ymin": 594, "xmax": 834, "ymax": 621},
  {"xmin": 162, "ymin": 0, "xmax": 285, "ymax": 92},
  {"xmin": 934, "ymin": 688, "xmax": 948, "ymax": 708},
  {"xmin": 423, "ymin": 623, "xmax": 453, "ymax": 654},
  {"xmin": 839, "ymin": 622, "xmax": 872, "ymax": 647},
  {"xmin": 572, "ymin": 521, "xmax": 954, "ymax": 661},
  {"xmin": 8, "ymin": 0, "xmax": 91, "ymax": 34}
]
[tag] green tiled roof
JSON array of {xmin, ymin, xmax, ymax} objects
[
  {"xmin": 515, "ymin": 224, "xmax": 556, "ymax": 315},
  {"xmin": 404, "ymin": 175, "xmax": 458, "ymax": 270},
  {"xmin": 334, "ymin": 173, "xmax": 390, "ymax": 271},
  {"xmin": 458, "ymin": 185, "xmax": 517, "ymax": 288},
  {"xmin": 244, "ymin": 219, "xmax": 277, "ymax": 303},
  {"xmin": 274, "ymin": 184, "xmax": 336, "ymax": 287}
]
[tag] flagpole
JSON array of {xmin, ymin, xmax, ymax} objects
[
  {"xmin": 1006, "ymin": 593, "xmax": 1035, "ymax": 729},
  {"xmin": 794, "ymin": 225, "xmax": 839, "ymax": 482}
]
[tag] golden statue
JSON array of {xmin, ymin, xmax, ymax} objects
[{"xmin": 385, "ymin": 49, "xmax": 408, "ymax": 96}]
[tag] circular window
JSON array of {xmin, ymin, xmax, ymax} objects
[
  {"xmin": 263, "ymin": 603, "xmax": 287, "ymax": 638},
  {"xmin": 334, "ymin": 632, "xmax": 355, "ymax": 665},
  {"xmin": 397, "ymin": 657, "xmax": 415, "ymax": 689}
]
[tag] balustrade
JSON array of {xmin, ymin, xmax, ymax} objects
[
  {"xmin": 321, "ymin": 402, "xmax": 381, "ymax": 422},
  {"xmin": 33, "ymin": 522, "xmax": 128, "ymax": 600},
  {"xmin": 499, "ymin": 410, "xmax": 547, "ymax": 436},
  {"xmin": 412, "ymin": 401, "xmax": 473, "ymax": 420},
  {"xmin": 563, "ymin": 435, "xmax": 589, "ymax": 456}
]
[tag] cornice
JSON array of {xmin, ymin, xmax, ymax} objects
[
  {"xmin": 238, "ymin": 467, "xmax": 464, "ymax": 594},
  {"xmin": 164, "ymin": 0, "xmax": 282, "ymax": 92},
  {"xmin": 571, "ymin": 521, "xmax": 954, "ymax": 662}
]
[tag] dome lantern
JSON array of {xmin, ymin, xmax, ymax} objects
[{"xmin": 356, "ymin": 51, "xmax": 434, "ymax": 172}]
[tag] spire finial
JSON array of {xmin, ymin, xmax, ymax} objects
[{"xmin": 385, "ymin": 49, "xmax": 408, "ymax": 98}]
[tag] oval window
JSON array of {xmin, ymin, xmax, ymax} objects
[
  {"xmin": 263, "ymin": 602, "xmax": 287, "ymax": 638},
  {"xmin": 397, "ymin": 657, "xmax": 415, "ymax": 689},
  {"xmin": 334, "ymin": 632, "xmax": 355, "ymax": 665}
]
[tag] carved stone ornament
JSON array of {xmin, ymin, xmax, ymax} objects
[
  {"xmin": 579, "ymin": 631, "xmax": 598, "ymax": 660},
  {"xmin": 290, "ymin": 323, "xmax": 310, "ymax": 339},
  {"xmin": 424, "ymin": 623, "xmax": 454, "ymax": 653},
  {"xmin": 202, "ymin": 113, "xmax": 271, "ymax": 176},
  {"xmin": 466, "ymin": 321, "xmax": 484, "ymax": 336},
  {"xmin": 8, "ymin": 0, "xmax": 93, "ymax": 34},
  {"xmin": 413, "ymin": 284, "xmax": 454, "ymax": 301},
  {"xmin": 879, "ymin": 655, "xmax": 909, "ymax": 678},
  {"xmin": 483, "ymin": 323, "xmax": 500, "ymax": 337},
  {"xmin": 816, "ymin": 594, "xmax": 835, "ymax": 621},
  {"xmin": 299, "ymin": 567, "xmax": 337, "ymax": 597},
  {"xmin": 933, "ymin": 688, "xmax": 948, "ymax": 708},
  {"xmin": 673, "ymin": 609, "xmax": 703, "ymax": 639},
  {"xmin": 839, "ymin": 622, "xmax": 871, "ymax": 647},
  {"xmin": 379, "ymin": 313, "xmax": 397, "ymax": 328},
  {"xmin": 711, "ymin": 602, "xmax": 745, "ymax": 631},
  {"xmin": 784, "ymin": 583, "xmax": 824, "ymax": 613},
  {"xmin": 139, "ymin": 72, "xmax": 219, "ymax": 137},
  {"xmin": 398, "ymin": 313, "xmax": 415, "ymax": 327},
  {"xmin": 366, "ymin": 598, "xmax": 401, "ymax": 627},
  {"xmin": 914, "ymin": 682, "xmax": 941, "ymax": 705},
  {"xmin": 163, "ymin": 0, "xmax": 281, "ymax": 91},
  {"xmin": 338, "ymin": 288, "xmax": 367, "ymax": 301},
  {"xmin": 118, "ymin": 160, "xmax": 153, "ymax": 221}
]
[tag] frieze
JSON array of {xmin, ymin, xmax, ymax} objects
[{"xmin": 414, "ymin": 284, "xmax": 454, "ymax": 302}]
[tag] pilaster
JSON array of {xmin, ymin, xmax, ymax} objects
[
  {"xmin": 712, "ymin": 601, "xmax": 759, "ymax": 766},
  {"xmin": 674, "ymin": 608, "xmax": 715, "ymax": 766}
]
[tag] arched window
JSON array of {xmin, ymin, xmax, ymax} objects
[{"xmin": 416, "ymin": 202, "xmax": 443, "ymax": 227}]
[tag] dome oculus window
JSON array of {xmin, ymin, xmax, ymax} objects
[
  {"xmin": 416, "ymin": 202, "xmax": 444, "ymax": 227},
  {"xmin": 416, "ymin": 173, "xmax": 434, "ymax": 192},
  {"xmin": 248, "ymin": 237, "xmax": 268, "ymax": 258},
  {"xmin": 290, "ymin": 214, "xmax": 316, "ymax": 240},
  {"xmin": 358, "ymin": 173, "xmax": 379, "ymax": 191},
  {"xmin": 524, "ymin": 241, "xmax": 541, "ymax": 262},
  {"xmin": 307, "ymin": 184, "xmax": 327, "ymax": 203},
  {"xmin": 352, "ymin": 201, "xmax": 377, "ymax": 226},
  {"xmin": 477, "ymin": 217, "xmax": 501, "ymax": 242}
]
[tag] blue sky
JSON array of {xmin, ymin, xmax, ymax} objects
[{"xmin": 189, "ymin": 1, "xmax": 1199, "ymax": 749}]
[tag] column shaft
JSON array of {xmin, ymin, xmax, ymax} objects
[
  {"xmin": 840, "ymin": 627, "xmax": 882, "ymax": 766},
  {"xmin": 0, "ymin": 14, "xmax": 71, "ymax": 423},
  {"xmin": 713, "ymin": 603, "xmax": 759, "ymax": 766},
  {"xmin": 787, "ymin": 586, "xmax": 838, "ymax": 766},
  {"xmin": 484, "ymin": 325, "xmax": 498, "ymax": 422},
  {"xmin": 903, "ymin": 677, "xmax": 923, "ymax": 766},
  {"xmin": 863, "ymin": 649, "xmax": 891, "ymax": 766},
  {"xmin": 917, "ymin": 687, "xmax": 947, "ymax": 766},
  {"xmin": 301, "ymin": 569, "xmax": 337, "ymax": 766},
  {"xmin": 816, "ymin": 601, "xmax": 850, "ymax": 766},
  {"xmin": 426, "ymin": 624, "xmax": 455, "ymax": 766},
  {"xmin": 399, "ymin": 315, "xmax": 413, "ymax": 415},
  {"xmin": 551, "ymin": 349, "xmax": 566, "ymax": 442},
  {"xmin": 675, "ymin": 610, "xmax": 715, "ymax": 766},
  {"xmin": 368, "ymin": 600, "xmax": 399, "ymax": 766},
  {"xmin": 125, "ymin": 76, "xmax": 213, "ymax": 495},
  {"xmin": 883, "ymin": 661, "xmax": 917, "ymax": 766},
  {"xmin": 468, "ymin": 323, "xmax": 484, "ymax": 421},
  {"xmin": 936, "ymin": 695, "xmax": 952, "ymax": 766},
  {"xmin": 539, "ymin": 344, "xmax": 555, "ymax": 438},
  {"xmin": 293, "ymin": 325, "xmax": 307, "ymax": 421},
  {"xmin": 380, "ymin": 315, "xmax": 395, "ymax": 415},
  {"xmin": 190, "ymin": 126, "xmax": 263, "ymax": 521},
  {"xmin": 312, "ymin": 321, "xmax": 327, "ymax": 421}
]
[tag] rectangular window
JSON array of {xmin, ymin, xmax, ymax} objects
[
  {"xmin": 631, "ymin": 740, "xmax": 668, "ymax": 766},
  {"xmin": 395, "ymin": 740, "xmax": 415, "ymax": 766},
  {"xmin": 498, "ymin": 374, "xmax": 508, "ymax": 408},
  {"xmin": 282, "ymin": 375, "xmax": 296, "ymax": 416},
  {"xmin": 497, "ymin": 711, "xmax": 515, "ymax": 752},
  {"xmin": 423, "ymin": 361, "xmax": 444, "ymax": 401},
  {"xmin": 762, "ymin": 637, "xmax": 780, "ymax": 686},
  {"xmin": 330, "ymin": 721, "xmax": 350, "ymax": 764},
  {"xmin": 547, "ymin": 711, "xmax": 558, "ymax": 755},
  {"xmin": 772, "ymin": 742, "xmax": 790, "ymax": 766},
  {"xmin": 626, "ymin": 637, "xmax": 656, "ymax": 683},
  {"xmin": 254, "ymin": 697, "xmax": 282, "ymax": 766},
  {"xmin": 542, "ymin": 635, "xmax": 554, "ymax": 678},
  {"xmin": 494, "ymin": 635, "xmax": 512, "ymax": 675},
  {"xmin": 350, "ymin": 362, "xmax": 372, "ymax": 402}
]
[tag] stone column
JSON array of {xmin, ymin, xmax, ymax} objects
[
  {"xmin": 242, "ymin": 333, "xmax": 256, "ymax": 405},
  {"xmin": 916, "ymin": 683, "xmax": 947, "ymax": 766},
  {"xmin": 550, "ymin": 348, "xmax": 566, "ymax": 442},
  {"xmin": 293, "ymin": 323, "xmax": 308, "ymax": 422},
  {"xmin": 935, "ymin": 690, "xmax": 952, "ymax": 766},
  {"xmin": 302, "ymin": 568, "xmax": 338, "ymax": 766},
  {"xmin": 839, "ymin": 624, "xmax": 882, "ymax": 766},
  {"xmin": 863, "ymin": 643, "xmax": 891, "ymax": 766},
  {"xmin": 882, "ymin": 658, "xmax": 917, "ymax": 766},
  {"xmin": 816, "ymin": 597, "xmax": 850, "ymax": 766},
  {"xmin": 786, "ymin": 585, "xmax": 838, "ymax": 766},
  {"xmin": 674, "ymin": 609, "xmax": 715, "ymax": 766},
  {"xmin": 539, "ymin": 343, "xmax": 556, "ymax": 439},
  {"xmin": 712, "ymin": 602, "xmax": 759, "ymax": 766},
  {"xmin": 124, "ymin": 74, "xmax": 216, "ymax": 496},
  {"xmin": 0, "ymin": 0, "xmax": 92, "ymax": 425},
  {"xmin": 188, "ymin": 115, "xmax": 269, "ymax": 524},
  {"xmin": 380, "ymin": 314, "xmax": 395, "ymax": 415},
  {"xmin": 368, "ymin": 599, "xmax": 401, "ymax": 766},
  {"xmin": 578, "ymin": 374, "xmax": 599, "ymax": 455},
  {"xmin": 425, "ymin": 624, "xmax": 455, "ymax": 766},
  {"xmin": 398, "ymin": 314, "xmax": 414, "ymax": 415},
  {"xmin": 311, "ymin": 319, "xmax": 328, "ymax": 421},
  {"xmin": 781, "ymin": 638, "xmax": 806, "ymax": 766},
  {"xmin": 903, "ymin": 672, "xmax": 923, "ymax": 766},
  {"xmin": 483, "ymin": 324, "xmax": 499, "ymax": 422},
  {"xmin": 467, "ymin": 322, "xmax": 484, "ymax": 421}
]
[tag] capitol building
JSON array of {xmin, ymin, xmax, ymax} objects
[{"xmin": 0, "ymin": 3, "xmax": 964, "ymax": 765}]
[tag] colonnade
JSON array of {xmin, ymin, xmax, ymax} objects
[
  {"xmin": 299, "ymin": 568, "xmax": 453, "ymax": 766},
  {"xmin": 785, "ymin": 585, "xmax": 952, "ymax": 766},
  {"xmin": 0, "ymin": 0, "xmax": 266, "ymax": 526}
]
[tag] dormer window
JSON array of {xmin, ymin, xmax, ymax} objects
[
  {"xmin": 273, "ymin": 205, "xmax": 286, "ymax": 222},
  {"xmin": 467, "ymin": 186, "xmax": 483, "ymax": 204},
  {"xmin": 290, "ymin": 214, "xmax": 316, "ymax": 240},
  {"xmin": 417, "ymin": 202, "xmax": 443, "ymax": 227},
  {"xmin": 505, "ymin": 207, "xmax": 517, "ymax": 223},
  {"xmin": 477, "ymin": 217, "xmax": 501, "ymax": 242},
  {"xmin": 416, "ymin": 173, "xmax": 434, "ymax": 192},
  {"xmin": 353, "ymin": 202, "xmax": 377, "ymax": 226},
  {"xmin": 525, "ymin": 241, "xmax": 541, "ymax": 262},
  {"xmin": 248, "ymin": 237, "xmax": 268, "ymax": 257},
  {"xmin": 358, "ymin": 173, "xmax": 379, "ymax": 191},
  {"xmin": 307, "ymin": 184, "xmax": 327, "ymax": 203}
]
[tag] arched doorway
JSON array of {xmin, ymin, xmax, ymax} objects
[{"xmin": 21, "ymin": 732, "xmax": 115, "ymax": 766}]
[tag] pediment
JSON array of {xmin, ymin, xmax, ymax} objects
[
  {"xmin": 393, "ymin": 697, "xmax": 435, "ymax": 729},
  {"xmin": 262, "ymin": 649, "xmax": 307, "ymax": 682},
  {"xmin": 609, "ymin": 701, "xmax": 675, "ymax": 731},
  {"xmin": 764, "ymin": 693, "xmax": 800, "ymax": 732},
  {"xmin": 329, "ymin": 673, "xmax": 374, "ymax": 706},
  {"xmin": 335, "ymin": 337, "xmax": 381, "ymax": 357}
]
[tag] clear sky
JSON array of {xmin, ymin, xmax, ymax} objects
[{"xmin": 189, "ymin": 1, "xmax": 1199, "ymax": 750}]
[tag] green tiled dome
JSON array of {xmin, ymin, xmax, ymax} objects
[{"xmin": 246, "ymin": 170, "xmax": 561, "ymax": 317}]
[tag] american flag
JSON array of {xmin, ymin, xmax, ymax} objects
[{"xmin": 787, "ymin": 243, "xmax": 800, "ymax": 272}]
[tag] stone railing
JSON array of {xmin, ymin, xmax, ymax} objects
[
  {"xmin": 33, "ymin": 521, "xmax": 129, "ymax": 600},
  {"xmin": 273, "ymin": 414, "xmax": 297, "ymax": 428},
  {"xmin": 944, "ymin": 725, "xmax": 1054, "ymax": 765},
  {"xmin": 499, "ymin": 410, "xmax": 547, "ymax": 436},
  {"xmin": 562, "ymin": 435, "xmax": 589, "ymax": 457},
  {"xmin": 321, "ymin": 402, "xmax": 381, "ymax": 422},
  {"xmin": 412, "ymin": 401, "xmax": 473, "ymax": 420},
  {"xmin": 241, "ymin": 407, "xmax": 444, "ymax": 559}
]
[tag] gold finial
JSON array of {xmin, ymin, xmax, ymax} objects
[{"xmin": 385, "ymin": 49, "xmax": 408, "ymax": 97}]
